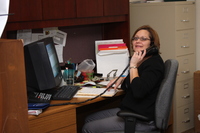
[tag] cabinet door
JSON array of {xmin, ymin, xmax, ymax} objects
[
  {"xmin": 8, "ymin": 0, "xmax": 42, "ymax": 22},
  {"xmin": 104, "ymin": 0, "xmax": 129, "ymax": 16},
  {"xmin": 42, "ymin": 0, "xmax": 76, "ymax": 20},
  {"xmin": 76, "ymin": 0, "xmax": 103, "ymax": 18}
]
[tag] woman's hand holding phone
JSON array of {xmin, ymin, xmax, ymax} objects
[{"xmin": 130, "ymin": 49, "xmax": 146, "ymax": 67}]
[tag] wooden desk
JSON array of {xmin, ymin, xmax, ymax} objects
[{"xmin": 28, "ymin": 91, "xmax": 125, "ymax": 133}]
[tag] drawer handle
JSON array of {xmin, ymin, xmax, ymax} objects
[
  {"xmin": 183, "ymin": 83, "xmax": 189, "ymax": 89},
  {"xmin": 181, "ymin": 19, "xmax": 189, "ymax": 22},
  {"xmin": 182, "ymin": 94, "xmax": 190, "ymax": 99},
  {"xmin": 182, "ymin": 118, "xmax": 190, "ymax": 123},
  {"xmin": 181, "ymin": 70, "xmax": 190, "ymax": 74},
  {"xmin": 181, "ymin": 46, "xmax": 189, "ymax": 48}
]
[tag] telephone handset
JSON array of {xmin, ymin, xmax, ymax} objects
[{"xmin": 142, "ymin": 45, "xmax": 159, "ymax": 57}]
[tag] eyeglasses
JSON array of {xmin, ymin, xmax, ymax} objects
[{"xmin": 132, "ymin": 37, "xmax": 150, "ymax": 41}]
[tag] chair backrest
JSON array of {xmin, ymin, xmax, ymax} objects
[{"xmin": 155, "ymin": 59, "xmax": 178, "ymax": 130}]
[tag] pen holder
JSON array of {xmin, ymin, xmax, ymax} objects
[{"xmin": 63, "ymin": 68, "xmax": 75, "ymax": 85}]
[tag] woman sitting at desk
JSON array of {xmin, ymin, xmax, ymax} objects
[{"xmin": 82, "ymin": 25, "xmax": 165, "ymax": 133}]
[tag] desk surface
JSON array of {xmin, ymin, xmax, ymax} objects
[{"xmin": 28, "ymin": 91, "xmax": 125, "ymax": 133}]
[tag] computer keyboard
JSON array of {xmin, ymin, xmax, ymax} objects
[{"xmin": 52, "ymin": 85, "xmax": 80, "ymax": 100}]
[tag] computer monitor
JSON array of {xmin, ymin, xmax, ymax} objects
[{"xmin": 24, "ymin": 37, "xmax": 62, "ymax": 92}]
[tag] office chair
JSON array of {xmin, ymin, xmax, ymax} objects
[{"xmin": 106, "ymin": 59, "xmax": 178, "ymax": 133}]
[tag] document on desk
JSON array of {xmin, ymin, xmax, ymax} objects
[{"xmin": 74, "ymin": 87, "xmax": 118, "ymax": 98}]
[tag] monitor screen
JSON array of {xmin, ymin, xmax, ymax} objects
[
  {"xmin": 46, "ymin": 42, "xmax": 60, "ymax": 78},
  {"xmin": 24, "ymin": 37, "xmax": 62, "ymax": 91}
]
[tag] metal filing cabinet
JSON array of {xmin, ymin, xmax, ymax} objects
[{"xmin": 130, "ymin": 1, "xmax": 196, "ymax": 133}]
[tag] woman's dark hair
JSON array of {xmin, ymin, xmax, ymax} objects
[{"xmin": 131, "ymin": 25, "xmax": 160, "ymax": 49}]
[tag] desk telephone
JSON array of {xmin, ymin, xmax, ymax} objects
[{"xmin": 142, "ymin": 45, "xmax": 159, "ymax": 57}]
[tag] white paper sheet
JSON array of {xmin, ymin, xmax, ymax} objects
[
  {"xmin": 17, "ymin": 29, "xmax": 32, "ymax": 45},
  {"xmin": 53, "ymin": 30, "xmax": 67, "ymax": 46},
  {"xmin": 55, "ymin": 45, "xmax": 64, "ymax": 63}
]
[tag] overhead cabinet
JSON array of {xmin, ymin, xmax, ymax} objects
[
  {"xmin": 104, "ymin": 0, "xmax": 129, "ymax": 16},
  {"xmin": 7, "ymin": 0, "xmax": 129, "ymax": 31},
  {"xmin": 42, "ymin": 0, "xmax": 76, "ymax": 20},
  {"xmin": 76, "ymin": 0, "xmax": 103, "ymax": 18},
  {"xmin": 8, "ymin": 0, "xmax": 42, "ymax": 22}
]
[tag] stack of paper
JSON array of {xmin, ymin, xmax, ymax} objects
[{"xmin": 95, "ymin": 39, "xmax": 130, "ymax": 78}]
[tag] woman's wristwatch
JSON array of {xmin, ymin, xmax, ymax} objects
[{"xmin": 129, "ymin": 66, "xmax": 137, "ymax": 69}]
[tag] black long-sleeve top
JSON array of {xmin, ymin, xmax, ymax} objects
[{"xmin": 120, "ymin": 54, "xmax": 165, "ymax": 121}]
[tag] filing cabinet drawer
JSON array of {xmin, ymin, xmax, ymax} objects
[
  {"xmin": 175, "ymin": 78, "xmax": 193, "ymax": 107},
  {"xmin": 175, "ymin": 29, "xmax": 195, "ymax": 56},
  {"xmin": 176, "ymin": 54, "xmax": 195, "ymax": 82},
  {"xmin": 175, "ymin": 4, "xmax": 195, "ymax": 30},
  {"xmin": 175, "ymin": 103, "xmax": 194, "ymax": 133}
]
